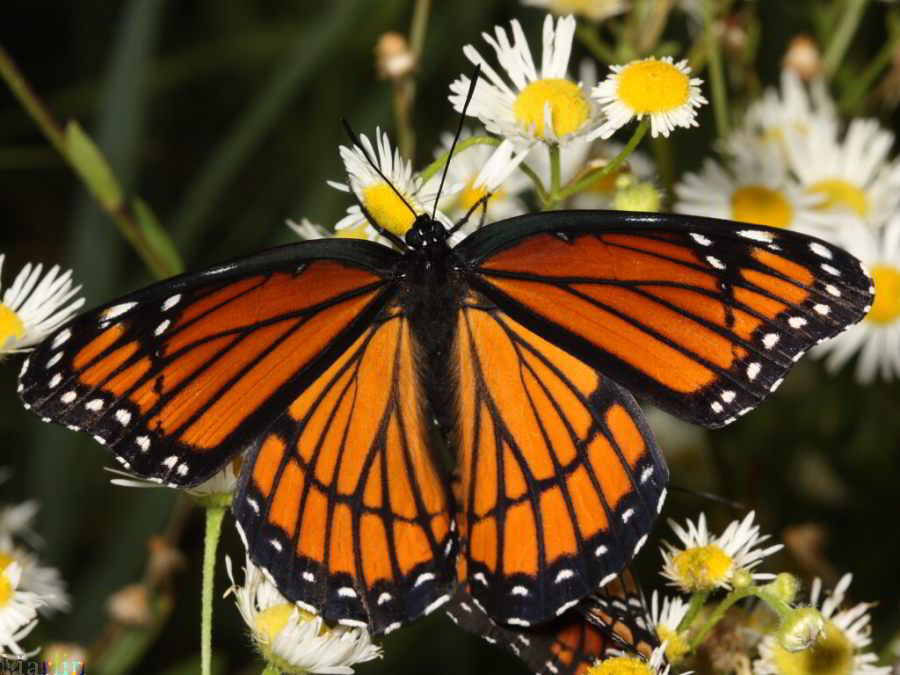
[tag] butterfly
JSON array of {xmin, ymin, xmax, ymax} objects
[
  {"xmin": 17, "ymin": 205, "xmax": 873, "ymax": 635},
  {"xmin": 446, "ymin": 566, "xmax": 661, "ymax": 675}
]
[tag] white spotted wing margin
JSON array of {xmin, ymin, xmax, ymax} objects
[
  {"xmin": 17, "ymin": 240, "xmax": 401, "ymax": 487},
  {"xmin": 233, "ymin": 305, "xmax": 458, "ymax": 635}
]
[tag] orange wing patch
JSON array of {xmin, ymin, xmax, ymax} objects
[
  {"xmin": 453, "ymin": 295, "xmax": 668, "ymax": 627},
  {"xmin": 235, "ymin": 306, "xmax": 456, "ymax": 634}
]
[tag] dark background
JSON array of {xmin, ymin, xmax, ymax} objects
[{"xmin": 1, "ymin": 1, "xmax": 898, "ymax": 673}]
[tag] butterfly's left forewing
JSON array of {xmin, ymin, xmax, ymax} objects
[
  {"xmin": 18, "ymin": 241, "xmax": 399, "ymax": 486},
  {"xmin": 234, "ymin": 301, "xmax": 456, "ymax": 633},
  {"xmin": 453, "ymin": 292, "xmax": 667, "ymax": 626}
]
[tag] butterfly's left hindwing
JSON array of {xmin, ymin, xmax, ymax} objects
[
  {"xmin": 453, "ymin": 293, "xmax": 667, "ymax": 627},
  {"xmin": 18, "ymin": 241, "xmax": 399, "ymax": 487},
  {"xmin": 234, "ymin": 303, "xmax": 456, "ymax": 634},
  {"xmin": 582, "ymin": 566, "xmax": 659, "ymax": 659}
]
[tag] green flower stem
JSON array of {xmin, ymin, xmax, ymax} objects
[
  {"xmin": 678, "ymin": 590, "xmax": 710, "ymax": 632},
  {"xmin": 823, "ymin": 0, "xmax": 870, "ymax": 76},
  {"xmin": 419, "ymin": 135, "xmax": 501, "ymax": 182},
  {"xmin": 838, "ymin": 29, "xmax": 900, "ymax": 114},
  {"xmin": 689, "ymin": 585, "xmax": 793, "ymax": 651},
  {"xmin": 202, "ymin": 505, "xmax": 226, "ymax": 675},
  {"xmin": 549, "ymin": 144, "xmax": 562, "ymax": 198},
  {"xmin": 555, "ymin": 118, "xmax": 649, "ymax": 201},
  {"xmin": 575, "ymin": 24, "xmax": 617, "ymax": 64},
  {"xmin": 703, "ymin": 0, "xmax": 730, "ymax": 138},
  {"xmin": 0, "ymin": 42, "xmax": 181, "ymax": 279}
]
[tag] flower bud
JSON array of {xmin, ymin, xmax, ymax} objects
[
  {"xmin": 764, "ymin": 573, "xmax": 800, "ymax": 605},
  {"xmin": 107, "ymin": 583, "xmax": 152, "ymax": 627},
  {"xmin": 613, "ymin": 178, "xmax": 661, "ymax": 213},
  {"xmin": 375, "ymin": 32, "xmax": 416, "ymax": 80},
  {"xmin": 782, "ymin": 35, "xmax": 822, "ymax": 81},
  {"xmin": 732, "ymin": 568, "xmax": 754, "ymax": 589},
  {"xmin": 777, "ymin": 607, "xmax": 825, "ymax": 653}
]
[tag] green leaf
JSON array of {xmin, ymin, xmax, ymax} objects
[
  {"xmin": 64, "ymin": 120, "xmax": 124, "ymax": 211},
  {"xmin": 133, "ymin": 197, "xmax": 185, "ymax": 276}
]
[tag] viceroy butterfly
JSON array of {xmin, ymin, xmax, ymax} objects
[
  {"xmin": 446, "ymin": 566, "xmax": 662, "ymax": 675},
  {"xmin": 15, "ymin": 70, "xmax": 874, "ymax": 634}
]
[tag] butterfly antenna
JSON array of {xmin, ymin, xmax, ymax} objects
[
  {"xmin": 669, "ymin": 484, "xmax": 745, "ymax": 511},
  {"xmin": 432, "ymin": 64, "xmax": 482, "ymax": 220},
  {"xmin": 340, "ymin": 118, "xmax": 418, "ymax": 219}
]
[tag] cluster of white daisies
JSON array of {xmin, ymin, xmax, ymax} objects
[
  {"xmin": 629, "ymin": 511, "xmax": 891, "ymax": 675},
  {"xmin": 674, "ymin": 71, "xmax": 900, "ymax": 383},
  {"xmin": 0, "ymin": 470, "xmax": 69, "ymax": 659}
]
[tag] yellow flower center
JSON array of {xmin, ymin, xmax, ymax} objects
[
  {"xmin": 362, "ymin": 183, "xmax": 418, "ymax": 235},
  {"xmin": 256, "ymin": 603, "xmax": 294, "ymax": 643},
  {"xmin": 672, "ymin": 545, "xmax": 733, "ymax": 591},
  {"xmin": 657, "ymin": 624, "xmax": 689, "ymax": 664},
  {"xmin": 514, "ymin": 78, "xmax": 591, "ymax": 138},
  {"xmin": 867, "ymin": 264, "xmax": 900, "ymax": 325},
  {"xmin": 0, "ymin": 553, "xmax": 15, "ymax": 606},
  {"xmin": 773, "ymin": 620, "xmax": 853, "ymax": 675},
  {"xmin": 810, "ymin": 179, "xmax": 869, "ymax": 218},
  {"xmin": 588, "ymin": 655, "xmax": 653, "ymax": 675},
  {"xmin": 336, "ymin": 223, "xmax": 371, "ymax": 240},
  {"xmin": 0, "ymin": 303, "xmax": 25, "ymax": 348},
  {"xmin": 618, "ymin": 59, "xmax": 690, "ymax": 113},
  {"xmin": 731, "ymin": 185, "xmax": 793, "ymax": 229}
]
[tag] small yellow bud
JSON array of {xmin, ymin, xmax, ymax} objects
[
  {"xmin": 374, "ymin": 32, "xmax": 416, "ymax": 80},
  {"xmin": 613, "ymin": 180, "xmax": 661, "ymax": 213},
  {"xmin": 732, "ymin": 568, "xmax": 754, "ymax": 589},
  {"xmin": 777, "ymin": 607, "xmax": 826, "ymax": 653},
  {"xmin": 765, "ymin": 573, "xmax": 801, "ymax": 604}
]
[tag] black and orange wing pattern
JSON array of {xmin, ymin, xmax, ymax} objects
[
  {"xmin": 18, "ymin": 240, "xmax": 399, "ymax": 487},
  {"xmin": 446, "ymin": 589, "xmax": 619, "ymax": 675},
  {"xmin": 453, "ymin": 291, "xmax": 667, "ymax": 627},
  {"xmin": 582, "ymin": 566, "xmax": 659, "ymax": 659},
  {"xmin": 233, "ymin": 299, "xmax": 456, "ymax": 633},
  {"xmin": 457, "ymin": 212, "xmax": 874, "ymax": 427}
]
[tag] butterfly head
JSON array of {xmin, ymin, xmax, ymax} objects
[{"xmin": 405, "ymin": 214, "xmax": 448, "ymax": 253}]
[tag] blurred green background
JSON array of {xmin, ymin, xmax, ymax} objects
[{"xmin": 1, "ymin": 1, "xmax": 899, "ymax": 673}]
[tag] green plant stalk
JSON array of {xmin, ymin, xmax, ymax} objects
[
  {"xmin": 409, "ymin": 0, "xmax": 432, "ymax": 60},
  {"xmin": 575, "ymin": 24, "xmax": 617, "ymax": 64},
  {"xmin": 556, "ymin": 118, "xmax": 650, "ymax": 200},
  {"xmin": 393, "ymin": 0, "xmax": 432, "ymax": 159},
  {"xmin": 823, "ymin": 0, "xmax": 870, "ymax": 75},
  {"xmin": 0, "ymin": 42, "xmax": 180, "ymax": 279},
  {"xmin": 689, "ymin": 586, "xmax": 793, "ymax": 651},
  {"xmin": 678, "ymin": 590, "xmax": 710, "ymax": 632},
  {"xmin": 202, "ymin": 506, "xmax": 226, "ymax": 675},
  {"xmin": 261, "ymin": 666, "xmax": 280, "ymax": 675},
  {"xmin": 549, "ymin": 144, "xmax": 562, "ymax": 199},
  {"xmin": 838, "ymin": 30, "xmax": 900, "ymax": 113},
  {"xmin": 419, "ymin": 135, "xmax": 501, "ymax": 182},
  {"xmin": 703, "ymin": 0, "xmax": 730, "ymax": 138}
]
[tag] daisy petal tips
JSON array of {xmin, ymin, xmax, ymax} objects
[{"xmin": 593, "ymin": 57, "xmax": 707, "ymax": 139}]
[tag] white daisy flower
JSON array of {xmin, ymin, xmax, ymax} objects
[
  {"xmin": 0, "ymin": 562, "xmax": 42, "ymax": 658},
  {"xmin": 813, "ymin": 218, "xmax": 900, "ymax": 382},
  {"xmin": 449, "ymin": 15, "xmax": 604, "ymax": 146},
  {"xmin": 650, "ymin": 591, "xmax": 691, "ymax": 665},
  {"xmin": 593, "ymin": 57, "xmax": 707, "ymax": 139},
  {"xmin": 520, "ymin": 0, "xmax": 631, "ymax": 22},
  {"xmin": 0, "ymin": 255, "xmax": 84, "ymax": 356},
  {"xmin": 785, "ymin": 116, "xmax": 900, "ymax": 229},
  {"xmin": 330, "ymin": 128, "xmax": 453, "ymax": 245},
  {"xmin": 660, "ymin": 511, "xmax": 783, "ymax": 593},
  {"xmin": 754, "ymin": 574, "xmax": 891, "ymax": 675},
  {"xmin": 225, "ymin": 553, "xmax": 381, "ymax": 675},
  {"xmin": 108, "ymin": 455, "xmax": 245, "ymax": 504},
  {"xmin": 592, "ymin": 643, "xmax": 675, "ymax": 675},
  {"xmin": 0, "ymin": 544, "xmax": 69, "ymax": 614},
  {"xmin": 743, "ymin": 71, "xmax": 837, "ymax": 152},
  {"xmin": 425, "ymin": 130, "xmax": 531, "ymax": 231},
  {"xmin": 675, "ymin": 137, "xmax": 833, "ymax": 234}
]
